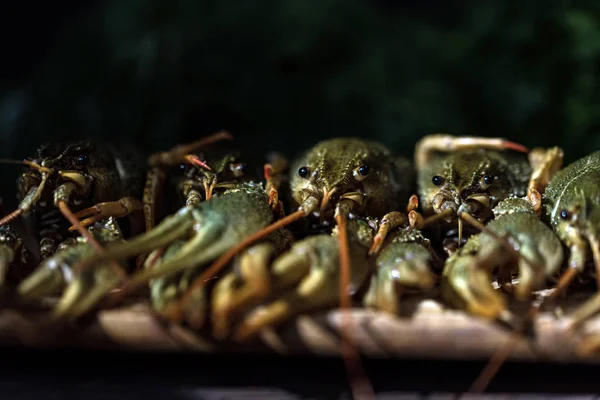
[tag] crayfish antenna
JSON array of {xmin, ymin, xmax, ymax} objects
[
  {"xmin": 171, "ymin": 208, "xmax": 309, "ymax": 321},
  {"xmin": 0, "ymin": 175, "xmax": 51, "ymax": 227},
  {"xmin": 183, "ymin": 154, "xmax": 212, "ymax": 171},
  {"xmin": 473, "ymin": 245, "xmax": 588, "ymax": 392},
  {"xmin": 457, "ymin": 211, "xmax": 485, "ymax": 231},
  {"xmin": 421, "ymin": 208, "xmax": 453, "ymax": 228},
  {"xmin": 176, "ymin": 131, "xmax": 234, "ymax": 155},
  {"xmin": 468, "ymin": 302, "xmax": 540, "ymax": 393},
  {"xmin": 0, "ymin": 158, "xmax": 53, "ymax": 173},
  {"xmin": 57, "ymin": 201, "xmax": 127, "ymax": 282},
  {"xmin": 336, "ymin": 212, "xmax": 375, "ymax": 400},
  {"xmin": 0, "ymin": 209, "xmax": 24, "ymax": 226}
]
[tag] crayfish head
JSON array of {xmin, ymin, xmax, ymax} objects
[
  {"xmin": 422, "ymin": 150, "xmax": 514, "ymax": 225},
  {"xmin": 289, "ymin": 138, "xmax": 403, "ymax": 220}
]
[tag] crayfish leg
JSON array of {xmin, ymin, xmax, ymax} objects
[
  {"xmin": 264, "ymin": 157, "xmax": 288, "ymax": 217},
  {"xmin": 368, "ymin": 211, "xmax": 407, "ymax": 256},
  {"xmin": 69, "ymin": 196, "xmax": 143, "ymax": 231},
  {"xmin": 143, "ymin": 167, "xmax": 166, "ymax": 232},
  {"xmin": 570, "ymin": 293, "xmax": 600, "ymax": 331},
  {"xmin": 415, "ymin": 208, "xmax": 454, "ymax": 230},
  {"xmin": 212, "ymin": 242, "xmax": 276, "ymax": 339},
  {"xmin": 233, "ymin": 269, "xmax": 332, "ymax": 342},
  {"xmin": 553, "ymin": 242, "xmax": 587, "ymax": 298},
  {"xmin": 526, "ymin": 147, "xmax": 564, "ymax": 213}
]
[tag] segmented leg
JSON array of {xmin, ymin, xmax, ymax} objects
[
  {"xmin": 148, "ymin": 131, "xmax": 233, "ymax": 167},
  {"xmin": 143, "ymin": 167, "xmax": 166, "ymax": 232},
  {"xmin": 69, "ymin": 196, "xmax": 143, "ymax": 231},
  {"xmin": 414, "ymin": 134, "xmax": 529, "ymax": 171},
  {"xmin": 368, "ymin": 195, "xmax": 418, "ymax": 255},
  {"xmin": 553, "ymin": 241, "xmax": 587, "ymax": 297},
  {"xmin": 264, "ymin": 154, "xmax": 288, "ymax": 217},
  {"xmin": 368, "ymin": 211, "xmax": 407, "ymax": 256},
  {"xmin": 212, "ymin": 242, "xmax": 276, "ymax": 339},
  {"xmin": 409, "ymin": 208, "xmax": 453, "ymax": 229},
  {"xmin": 526, "ymin": 147, "xmax": 564, "ymax": 214},
  {"xmin": 232, "ymin": 267, "xmax": 327, "ymax": 342}
]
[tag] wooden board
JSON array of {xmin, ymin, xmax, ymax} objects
[{"xmin": 3, "ymin": 289, "xmax": 600, "ymax": 362}]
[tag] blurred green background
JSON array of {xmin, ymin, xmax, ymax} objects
[{"xmin": 1, "ymin": 0, "xmax": 600, "ymax": 204}]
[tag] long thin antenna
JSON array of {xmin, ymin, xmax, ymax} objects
[
  {"xmin": 58, "ymin": 201, "xmax": 126, "ymax": 281},
  {"xmin": 336, "ymin": 213, "xmax": 375, "ymax": 400}
]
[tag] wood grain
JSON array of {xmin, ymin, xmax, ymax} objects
[{"xmin": 2, "ymin": 291, "xmax": 600, "ymax": 361}]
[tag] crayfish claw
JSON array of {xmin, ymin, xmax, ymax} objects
[
  {"xmin": 18, "ymin": 259, "xmax": 67, "ymax": 300},
  {"xmin": 53, "ymin": 262, "xmax": 118, "ymax": 319},
  {"xmin": 442, "ymin": 237, "xmax": 508, "ymax": 320},
  {"xmin": 368, "ymin": 211, "xmax": 407, "ymax": 257},
  {"xmin": 211, "ymin": 242, "xmax": 275, "ymax": 339},
  {"xmin": 368, "ymin": 236, "xmax": 384, "ymax": 256}
]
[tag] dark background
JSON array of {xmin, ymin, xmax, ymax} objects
[{"xmin": 2, "ymin": 1, "xmax": 600, "ymax": 169}]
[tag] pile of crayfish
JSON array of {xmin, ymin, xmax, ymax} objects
[{"xmin": 1, "ymin": 132, "xmax": 600, "ymax": 354}]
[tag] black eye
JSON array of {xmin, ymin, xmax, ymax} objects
[
  {"xmin": 560, "ymin": 210, "xmax": 570, "ymax": 220},
  {"xmin": 358, "ymin": 164, "xmax": 370, "ymax": 176},
  {"xmin": 231, "ymin": 163, "xmax": 247, "ymax": 177},
  {"xmin": 179, "ymin": 163, "xmax": 187, "ymax": 171},
  {"xmin": 298, "ymin": 166, "xmax": 309, "ymax": 178},
  {"xmin": 432, "ymin": 175, "xmax": 444, "ymax": 186},
  {"xmin": 76, "ymin": 155, "xmax": 89, "ymax": 166},
  {"xmin": 483, "ymin": 175, "xmax": 494, "ymax": 185}
]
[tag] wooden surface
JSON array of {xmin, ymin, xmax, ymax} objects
[{"xmin": 2, "ymin": 289, "xmax": 600, "ymax": 363}]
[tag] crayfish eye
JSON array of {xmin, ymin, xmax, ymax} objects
[
  {"xmin": 560, "ymin": 209, "xmax": 570, "ymax": 220},
  {"xmin": 76, "ymin": 154, "xmax": 89, "ymax": 166},
  {"xmin": 483, "ymin": 175, "xmax": 494, "ymax": 185},
  {"xmin": 353, "ymin": 164, "xmax": 370, "ymax": 181},
  {"xmin": 298, "ymin": 166, "xmax": 310, "ymax": 179},
  {"xmin": 179, "ymin": 163, "xmax": 187, "ymax": 171},
  {"xmin": 230, "ymin": 162, "xmax": 247, "ymax": 177},
  {"xmin": 431, "ymin": 175, "xmax": 444, "ymax": 186}
]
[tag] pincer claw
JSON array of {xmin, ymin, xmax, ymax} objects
[{"xmin": 53, "ymin": 261, "xmax": 119, "ymax": 319}]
